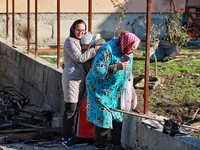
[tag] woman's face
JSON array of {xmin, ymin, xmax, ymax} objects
[
  {"xmin": 81, "ymin": 44, "xmax": 89, "ymax": 51},
  {"xmin": 75, "ymin": 23, "xmax": 86, "ymax": 39},
  {"xmin": 128, "ymin": 42, "xmax": 139, "ymax": 54}
]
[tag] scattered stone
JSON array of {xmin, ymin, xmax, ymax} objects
[
  {"xmin": 38, "ymin": 141, "xmax": 46, "ymax": 147},
  {"xmin": 135, "ymin": 76, "xmax": 161, "ymax": 89},
  {"xmin": 193, "ymin": 59, "xmax": 200, "ymax": 61},
  {"xmin": 162, "ymin": 95, "xmax": 171, "ymax": 99},
  {"xmin": 0, "ymin": 137, "xmax": 8, "ymax": 144}
]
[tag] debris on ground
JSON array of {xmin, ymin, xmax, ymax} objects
[{"xmin": 0, "ymin": 86, "xmax": 55, "ymax": 143}]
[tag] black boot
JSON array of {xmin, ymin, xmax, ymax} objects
[
  {"xmin": 162, "ymin": 119, "xmax": 172, "ymax": 134},
  {"xmin": 169, "ymin": 121, "xmax": 193, "ymax": 137}
]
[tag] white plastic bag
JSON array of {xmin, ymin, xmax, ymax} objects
[{"xmin": 120, "ymin": 76, "xmax": 137, "ymax": 112}]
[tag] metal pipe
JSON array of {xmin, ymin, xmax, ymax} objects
[
  {"xmin": 27, "ymin": 0, "xmax": 30, "ymax": 54},
  {"xmin": 88, "ymin": 0, "xmax": 92, "ymax": 33},
  {"xmin": 57, "ymin": 0, "xmax": 60, "ymax": 68},
  {"xmin": 12, "ymin": 0, "xmax": 15, "ymax": 47},
  {"xmin": 6, "ymin": 0, "xmax": 8, "ymax": 41},
  {"xmin": 110, "ymin": 108, "xmax": 164, "ymax": 122},
  {"xmin": 144, "ymin": 0, "xmax": 152, "ymax": 115},
  {"xmin": 35, "ymin": 0, "xmax": 38, "ymax": 58}
]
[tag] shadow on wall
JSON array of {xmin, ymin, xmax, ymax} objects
[{"xmin": 97, "ymin": 12, "xmax": 169, "ymax": 42}]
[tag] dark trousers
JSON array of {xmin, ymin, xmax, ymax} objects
[
  {"xmin": 95, "ymin": 120, "xmax": 122, "ymax": 148},
  {"xmin": 62, "ymin": 103, "xmax": 78, "ymax": 138}
]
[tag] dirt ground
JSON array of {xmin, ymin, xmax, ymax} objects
[
  {"xmin": 1, "ymin": 51, "xmax": 200, "ymax": 149},
  {"xmin": 0, "ymin": 141, "xmax": 95, "ymax": 150},
  {"xmin": 133, "ymin": 68, "xmax": 200, "ymax": 122}
]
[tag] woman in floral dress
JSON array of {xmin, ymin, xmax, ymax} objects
[{"xmin": 86, "ymin": 30, "xmax": 140, "ymax": 150}]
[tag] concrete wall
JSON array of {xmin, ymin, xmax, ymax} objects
[
  {"xmin": 0, "ymin": 38, "xmax": 200, "ymax": 150},
  {"xmin": 0, "ymin": 37, "xmax": 65, "ymax": 117},
  {"xmin": 188, "ymin": 0, "xmax": 200, "ymax": 5},
  {"xmin": 0, "ymin": 0, "xmax": 186, "ymax": 13},
  {"xmin": 122, "ymin": 114, "xmax": 200, "ymax": 150},
  {"xmin": 0, "ymin": 13, "xmax": 170, "ymax": 47}
]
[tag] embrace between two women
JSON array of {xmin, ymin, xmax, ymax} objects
[{"xmin": 62, "ymin": 19, "xmax": 140, "ymax": 150}]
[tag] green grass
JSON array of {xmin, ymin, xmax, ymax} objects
[
  {"xmin": 175, "ymin": 78, "xmax": 195, "ymax": 85},
  {"xmin": 155, "ymin": 100, "xmax": 162, "ymax": 104},
  {"xmin": 149, "ymin": 93, "xmax": 154, "ymax": 97},
  {"xmin": 30, "ymin": 47, "xmax": 63, "ymax": 50},
  {"xmin": 192, "ymin": 73, "xmax": 200, "ymax": 77},
  {"xmin": 41, "ymin": 57, "xmax": 58, "ymax": 63},
  {"xmin": 137, "ymin": 47, "xmax": 146, "ymax": 51},
  {"xmin": 31, "ymin": 52, "xmax": 63, "ymax": 56},
  {"xmin": 188, "ymin": 53, "xmax": 200, "ymax": 57},
  {"xmin": 181, "ymin": 47, "xmax": 200, "ymax": 50},
  {"xmin": 192, "ymin": 131, "xmax": 200, "ymax": 140},
  {"xmin": 132, "ymin": 56, "xmax": 146, "ymax": 70}
]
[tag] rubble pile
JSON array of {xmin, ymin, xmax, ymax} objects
[{"xmin": 0, "ymin": 86, "xmax": 52, "ymax": 133}]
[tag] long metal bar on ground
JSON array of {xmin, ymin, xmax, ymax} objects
[
  {"xmin": 57, "ymin": 0, "xmax": 60, "ymax": 68},
  {"xmin": 18, "ymin": 123, "xmax": 44, "ymax": 129},
  {"xmin": 0, "ymin": 127, "xmax": 62, "ymax": 134},
  {"xmin": 27, "ymin": 0, "xmax": 30, "ymax": 54},
  {"xmin": 110, "ymin": 108, "xmax": 200, "ymax": 131},
  {"xmin": 111, "ymin": 108, "xmax": 163, "ymax": 122},
  {"xmin": 35, "ymin": 0, "xmax": 38, "ymax": 58},
  {"xmin": 12, "ymin": 0, "xmax": 15, "ymax": 47},
  {"xmin": 144, "ymin": 0, "xmax": 152, "ymax": 115},
  {"xmin": 6, "ymin": 0, "xmax": 8, "ymax": 40},
  {"xmin": 88, "ymin": 0, "xmax": 92, "ymax": 33}
]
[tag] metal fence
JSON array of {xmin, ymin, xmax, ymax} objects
[{"xmin": 3, "ymin": 0, "xmax": 152, "ymax": 115}]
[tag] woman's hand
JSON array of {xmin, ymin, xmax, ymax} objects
[
  {"xmin": 116, "ymin": 58, "xmax": 129, "ymax": 71},
  {"xmin": 94, "ymin": 45, "xmax": 101, "ymax": 51},
  {"xmin": 62, "ymin": 63, "xmax": 65, "ymax": 69}
]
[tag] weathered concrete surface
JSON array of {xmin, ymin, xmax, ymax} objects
[
  {"xmin": 0, "ymin": 37, "xmax": 65, "ymax": 117},
  {"xmin": 122, "ymin": 114, "xmax": 200, "ymax": 150},
  {"xmin": 0, "ymin": 38, "xmax": 200, "ymax": 150},
  {"xmin": 0, "ymin": 142, "xmax": 96, "ymax": 150},
  {"xmin": 0, "ymin": 13, "xmax": 170, "ymax": 47},
  {"xmin": 0, "ymin": 0, "xmax": 186, "ymax": 13}
]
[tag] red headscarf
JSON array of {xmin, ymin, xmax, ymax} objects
[{"xmin": 118, "ymin": 30, "xmax": 140, "ymax": 54}]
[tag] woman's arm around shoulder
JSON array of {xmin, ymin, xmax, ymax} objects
[
  {"xmin": 64, "ymin": 37, "xmax": 96, "ymax": 63},
  {"xmin": 90, "ymin": 44, "xmax": 112, "ymax": 79}
]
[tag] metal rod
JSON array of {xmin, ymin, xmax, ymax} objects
[
  {"xmin": 35, "ymin": 0, "xmax": 38, "ymax": 58},
  {"xmin": 0, "ymin": 127, "xmax": 62, "ymax": 134},
  {"xmin": 57, "ymin": 0, "xmax": 60, "ymax": 68},
  {"xmin": 110, "ymin": 108, "xmax": 200, "ymax": 131},
  {"xmin": 144, "ymin": 0, "xmax": 152, "ymax": 115},
  {"xmin": 12, "ymin": 0, "xmax": 15, "ymax": 47},
  {"xmin": 6, "ymin": 0, "xmax": 8, "ymax": 41},
  {"xmin": 27, "ymin": 0, "xmax": 30, "ymax": 54},
  {"xmin": 18, "ymin": 123, "xmax": 44, "ymax": 129},
  {"xmin": 88, "ymin": 0, "xmax": 92, "ymax": 33},
  {"xmin": 111, "ymin": 108, "xmax": 164, "ymax": 122},
  {"xmin": 185, "ymin": 7, "xmax": 200, "ymax": 32}
]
